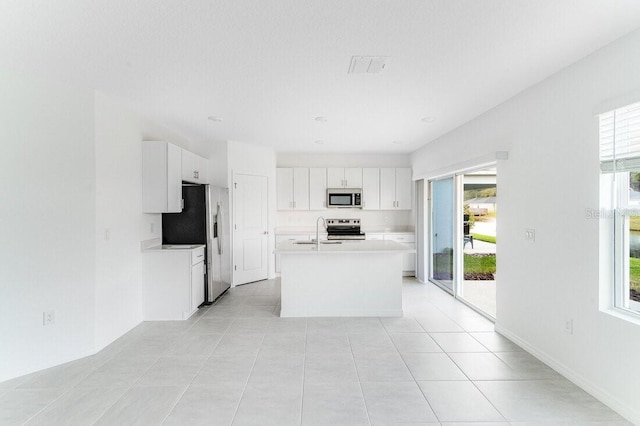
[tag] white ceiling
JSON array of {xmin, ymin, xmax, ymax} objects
[{"xmin": 2, "ymin": 1, "xmax": 640, "ymax": 153}]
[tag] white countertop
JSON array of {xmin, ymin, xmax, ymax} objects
[
  {"xmin": 143, "ymin": 244, "xmax": 205, "ymax": 252},
  {"xmin": 274, "ymin": 239, "xmax": 415, "ymax": 254}
]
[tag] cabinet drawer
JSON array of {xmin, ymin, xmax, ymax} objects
[
  {"xmin": 366, "ymin": 233, "xmax": 385, "ymax": 241},
  {"xmin": 384, "ymin": 233, "xmax": 416, "ymax": 243},
  {"xmin": 191, "ymin": 246, "xmax": 205, "ymax": 264}
]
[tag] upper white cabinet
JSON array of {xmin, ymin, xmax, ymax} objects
[
  {"xmin": 142, "ymin": 141, "xmax": 183, "ymax": 213},
  {"xmin": 380, "ymin": 168, "xmax": 412, "ymax": 210},
  {"xmin": 309, "ymin": 168, "xmax": 327, "ymax": 210},
  {"xmin": 182, "ymin": 150, "xmax": 208, "ymax": 184},
  {"xmin": 277, "ymin": 168, "xmax": 310, "ymax": 210},
  {"xmin": 327, "ymin": 168, "xmax": 362, "ymax": 188},
  {"xmin": 362, "ymin": 168, "xmax": 380, "ymax": 210}
]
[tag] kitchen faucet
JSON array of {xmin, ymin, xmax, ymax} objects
[{"xmin": 316, "ymin": 216, "xmax": 327, "ymax": 249}]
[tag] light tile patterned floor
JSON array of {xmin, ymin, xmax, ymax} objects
[{"xmin": 0, "ymin": 278, "xmax": 631, "ymax": 425}]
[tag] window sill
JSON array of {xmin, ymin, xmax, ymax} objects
[{"xmin": 601, "ymin": 306, "xmax": 640, "ymax": 326}]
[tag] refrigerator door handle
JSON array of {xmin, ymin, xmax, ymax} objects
[{"xmin": 216, "ymin": 202, "xmax": 222, "ymax": 255}]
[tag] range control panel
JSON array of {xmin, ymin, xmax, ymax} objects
[{"xmin": 326, "ymin": 219, "xmax": 360, "ymax": 226}]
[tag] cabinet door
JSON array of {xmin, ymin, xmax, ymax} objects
[
  {"xmin": 142, "ymin": 141, "xmax": 182, "ymax": 213},
  {"xmin": 403, "ymin": 243, "xmax": 416, "ymax": 272},
  {"xmin": 395, "ymin": 168, "xmax": 412, "ymax": 210},
  {"xmin": 309, "ymin": 168, "xmax": 327, "ymax": 210},
  {"xmin": 362, "ymin": 168, "xmax": 380, "ymax": 210},
  {"xmin": 195, "ymin": 154, "xmax": 208, "ymax": 184},
  {"xmin": 292, "ymin": 168, "xmax": 309, "ymax": 210},
  {"xmin": 181, "ymin": 150, "xmax": 197, "ymax": 182},
  {"xmin": 191, "ymin": 261, "xmax": 205, "ymax": 312},
  {"xmin": 379, "ymin": 168, "xmax": 396, "ymax": 210},
  {"xmin": 276, "ymin": 168, "xmax": 293, "ymax": 210},
  {"xmin": 344, "ymin": 168, "xmax": 362, "ymax": 188},
  {"xmin": 166, "ymin": 144, "xmax": 183, "ymax": 213},
  {"xmin": 327, "ymin": 168, "xmax": 344, "ymax": 188}
]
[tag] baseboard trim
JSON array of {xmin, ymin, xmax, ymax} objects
[{"xmin": 495, "ymin": 325, "xmax": 640, "ymax": 425}]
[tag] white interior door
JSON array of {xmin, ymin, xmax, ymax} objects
[{"xmin": 233, "ymin": 174, "xmax": 269, "ymax": 285}]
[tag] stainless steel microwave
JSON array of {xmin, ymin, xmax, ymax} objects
[{"xmin": 327, "ymin": 188, "xmax": 362, "ymax": 208}]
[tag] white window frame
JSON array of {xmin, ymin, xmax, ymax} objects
[{"xmin": 600, "ymin": 101, "xmax": 640, "ymax": 317}]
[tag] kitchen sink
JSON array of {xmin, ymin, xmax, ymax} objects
[{"xmin": 293, "ymin": 241, "xmax": 342, "ymax": 245}]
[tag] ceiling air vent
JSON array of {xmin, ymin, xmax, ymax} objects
[{"xmin": 348, "ymin": 56, "xmax": 389, "ymax": 74}]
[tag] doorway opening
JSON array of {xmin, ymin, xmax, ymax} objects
[
  {"xmin": 427, "ymin": 166, "xmax": 497, "ymax": 319},
  {"xmin": 460, "ymin": 168, "xmax": 496, "ymax": 318}
]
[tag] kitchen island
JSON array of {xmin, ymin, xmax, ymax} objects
[{"xmin": 274, "ymin": 240, "xmax": 414, "ymax": 317}]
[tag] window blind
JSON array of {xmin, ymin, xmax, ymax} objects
[{"xmin": 600, "ymin": 101, "xmax": 640, "ymax": 173}]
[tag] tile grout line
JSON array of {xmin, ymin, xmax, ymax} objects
[
  {"xmin": 384, "ymin": 317, "xmax": 442, "ymax": 425},
  {"xmin": 424, "ymin": 321, "xmax": 510, "ymax": 423},
  {"xmin": 347, "ymin": 317, "xmax": 374, "ymax": 426},
  {"xmin": 159, "ymin": 304, "xmax": 228, "ymax": 425}
]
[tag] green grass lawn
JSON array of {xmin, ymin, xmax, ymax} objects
[
  {"xmin": 433, "ymin": 252, "xmax": 496, "ymax": 275},
  {"xmin": 630, "ymin": 257, "xmax": 640, "ymax": 292},
  {"xmin": 631, "ymin": 216, "xmax": 640, "ymax": 231},
  {"xmin": 471, "ymin": 233, "xmax": 496, "ymax": 244},
  {"xmin": 464, "ymin": 254, "xmax": 496, "ymax": 274}
]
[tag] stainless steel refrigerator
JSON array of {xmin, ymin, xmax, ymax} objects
[{"xmin": 162, "ymin": 184, "xmax": 231, "ymax": 304}]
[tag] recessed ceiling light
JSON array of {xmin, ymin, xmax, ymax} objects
[
  {"xmin": 421, "ymin": 116, "xmax": 435, "ymax": 123},
  {"xmin": 207, "ymin": 116, "xmax": 223, "ymax": 122},
  {"xmin": 314, "ymin": 140, "xmax": 325, "ymax": 145},
  {"xmin": 314, "ymin": 116, "xmax": 328, "ymax": 122}
]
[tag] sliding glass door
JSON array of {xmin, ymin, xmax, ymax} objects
[
  {"xmin": 430, "ymin": 177, "xmax": 455, "ymax": 292},
  {"xmin": 428, "ymin": 168, "xmax": 497, "ymax": 319}
]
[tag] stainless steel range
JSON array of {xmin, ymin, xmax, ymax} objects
[{"xmin": 326, "ymin": 218, "xmax": 366, "ymax": 240}]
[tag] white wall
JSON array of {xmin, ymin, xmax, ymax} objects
[
  {"xmin": 411, "ymin": 28, "xmax": 640, "ymax": 423},
  {"xmin": 228, "ymin": 141, "xmax": 277, "ymax": 280},
  {"xmin": 206, "ymin": 141, "xmax": 229, "ymax": 187},
  {"xmin": 0, "ymin": 70, "xmax": 96, "ymax": 381},
  {"xmin": 93, "ymin": 92, "xmax": 193, "ymax": 350},
  {"xmin": 277, "ymin": 152, "xmax": 411, "ymax": 168}
]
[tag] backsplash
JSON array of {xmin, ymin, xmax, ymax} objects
[{"xmin": 276, "ymin": 209, "xmax": 413, "ymax": 230}]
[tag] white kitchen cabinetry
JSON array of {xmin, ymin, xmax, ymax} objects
[
  {"xmin": 142, "ymin": 141, "xmax": 183, "ymax": 213},
  {"xmin": 143, "ymin": 245, "xmax": 206, "ymax": 320},
  {"xmin": 309, "ymin": 168, "xmax": 327, "ymax": 210},
  {"xmin": 327, "ymin": 168, "xmax": 362, "ymax": 188},
  {"xmin": 191, "ymin": 259, "xmax": 205, "ymax": 312},
  {"xmin": 277, "ymin": 168, "xmax": 310, "ymax": 210},
  {"xmin": 362, "ymin": 168, "xmax": 380, "ymax": 210},
  {"xmin": 365, "ymin": 233, "xmax": 385, "ymax": 241},
  {"xmin": 182, "ymin": 150, "xmax": 208, "ymax": 184},
  {"xmin": 380, "ymin": 168, "xmax": 412, "ymax": 210},
  {"xmin": 384, "ymin": 233, "xmax": 416, "ymax": 275}
]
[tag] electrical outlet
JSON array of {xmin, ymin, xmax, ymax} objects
[
  {"xmin": 43, "ymin": 310, "xmax": 55, "ymax": 326},
  {"xmin": 150, "ymin": 223, "xmax": 155, "ymax": 234},
  {"xmin": 525, "ymin": 228, "xmax": 535, "ymax": 242},
  {"xmin": 564, "ymin": 319, "xmax": 573, "ymax": 335},
  {"xmin": 105, "ymin": 228, "xmax": 110, "ymax": 241}
]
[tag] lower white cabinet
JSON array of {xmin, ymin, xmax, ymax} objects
[
  {"xmin": 191, "ymin": 261, "xmax": 205, "ymax": 313},
  {"xmin": 143, "ymin": 245, "xmax": 206, "ymax": 320},
  {"xmin": 366, "ymin": 232, "xmax": 416, "ymax": 276}
]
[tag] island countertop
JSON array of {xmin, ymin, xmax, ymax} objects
[{"xmin": 274, "ymin": 239, "xmax": 415, "ymax": 254}]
